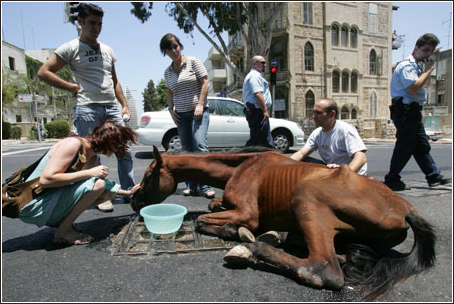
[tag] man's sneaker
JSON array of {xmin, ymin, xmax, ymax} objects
[
  {"xmin": 428, "ymin": 175, "xmax": 452, "ymax": 187},
  {"xmin": 97, "ymin": 200, "xmax": 114, "ymax": 212},
  {"xmin": 384, "ymin": 180, "xmax": 411, "ymax": 191}
]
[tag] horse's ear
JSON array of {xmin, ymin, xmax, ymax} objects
[{"xmin": 152, "ymin": 145, "xmax": 163, "ymax": 166}]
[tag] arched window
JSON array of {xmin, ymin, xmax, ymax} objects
[
  {"xmin": 341, "ymin": 106, "xmax": 350, "ymax": 120},
  {"xmin": 351, "ymin": 71, "xmax": 358, "ymax": 93},
  {"xmin": 370, "ymin": 92, "xmax": 377, "ymax": 117},
  {"xmin": 305, "ymin": 90, "xmax": 315, "ymax": 118},
  {"xmin": 304, "ymin": 42, "xmax": 314, "ymax": 71},
  {"xmin": 350, "ymin": 28, "xmax": 358, "ymax": 48},
  {"xmin": 332, "ymin": 71, "xmax": 340, "ymax": 93},
  {"xmin": 331, "ymin": 24, "xmax": 339, "ymax": 46},
  {"xmin": 351, "ymin": 108, "xmax": 357, "ymax": 119},
  {"xmin": 342, "ymin": 71, "xmax": 349, "ymax": 93},
  {"xmin": 370, "ymin": 50, "xmax": 377, "ymax": 75},
  {"xmin": 341, "ymin": 25, "xmax": 348, "ymax": 47}
]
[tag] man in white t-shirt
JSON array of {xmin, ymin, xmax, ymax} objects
[
  {"xmin": 38, "ymin": 3, "xmax": 134, "ymax": 212},
  {"xmin": 291, "ymin": 98, "xmax": 367, "ymax": 175}
]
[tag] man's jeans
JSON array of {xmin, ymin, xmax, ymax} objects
[
  {"xmin": 176, "ymin": 108, "xmax": 210, "ymax": 191},
  {"xmin": 74, "ymin": 104, "xmax": 135, "ymax": 192}
]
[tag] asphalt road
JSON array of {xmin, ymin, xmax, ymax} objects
[{"xmin": 1, "ymin": 142, "xmax": 452, "ymax": 302}]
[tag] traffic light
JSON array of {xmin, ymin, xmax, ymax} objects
[
  {"xmin": 67, "ymin": 2, "xmax": 80, "ymax": 24},
  {"xmin": 270, "ymin": 66, "xmax": 277, "ymax": 85}
]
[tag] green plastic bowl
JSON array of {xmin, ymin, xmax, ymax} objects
[{"xmin": 140, "ymin": 204, "xmax": 188, "ymax": 234}]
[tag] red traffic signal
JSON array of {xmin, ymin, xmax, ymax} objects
[{"xmin": 270, "ymin": 66, "xmax": 277, "ymax": 85}]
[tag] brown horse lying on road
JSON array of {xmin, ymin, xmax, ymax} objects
[{"xmin": 132, "ymin": 147, "xmax": 435, "ymax": 301}]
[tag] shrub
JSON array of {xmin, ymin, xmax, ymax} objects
[
  {"xmin": 11, "ymin": 126, "xmax": 22, "ymax": 139},
  {"xmin": 45, "ymin": 120, "xmax": 70, "ymax": 138},
  {"xmin": 2, "ymin": 121, "xmax": 11, "ymax": 139}
]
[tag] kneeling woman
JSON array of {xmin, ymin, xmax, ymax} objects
[{"xmin": 18, "ymin": 120, "xmax": 140, "ymax": 246}]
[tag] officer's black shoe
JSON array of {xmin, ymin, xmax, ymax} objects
[
  {"xmin": 384, "ymin": 180, "xmax": 411, "ymax": 191},
  {"xmin": 428, "ymin": 175, "xmax": 452, "ymax": 187}
]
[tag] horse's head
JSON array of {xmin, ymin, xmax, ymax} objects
[{"xmin": 131, "ymin": 146, "xmax": 177, "ymax": 213}]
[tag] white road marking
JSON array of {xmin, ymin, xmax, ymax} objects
[{"xmin": 2, "ymin": 147, "xmax": 50, "ymax": 156}]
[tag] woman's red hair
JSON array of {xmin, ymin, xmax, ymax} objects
[{"xmin": 87, "ymin": 120, "xmax": 138, "ymax": 158}]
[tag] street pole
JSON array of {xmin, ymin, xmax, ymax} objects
[
  {"xmin": 33, "ymin": 92, "xmax": 42, "ymax": 143},
  {"xmin": 271, "ymin": 85, "xmax": 276, "ymax": 118}
]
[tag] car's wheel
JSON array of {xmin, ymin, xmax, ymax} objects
[
  {"xmin": 272, "ymin": 130, "xmax": 291, "ymax": 153},
  {"xmin": 163, "ymin": 130, "xmax": 182, "ymax": 152}
]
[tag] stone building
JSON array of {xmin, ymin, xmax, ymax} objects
[
  {"xmin": 225, "ymin": 2, "xmax": 396, "ymax": 138},
  {"xmin": 423, "ymin": 49, "xmax": 452, "ymax": 138}
]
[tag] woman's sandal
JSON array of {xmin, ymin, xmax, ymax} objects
[
  {"xmin": 202, "ymin": 189, "xmax": 215, "ymax": 199},
  {"xmin": 183, "ymin": 188, "xmax": 198, "ymax": 196},
  {"xmin": 53, "ymin": 234, "xmax": 94, "ymax": 246}
]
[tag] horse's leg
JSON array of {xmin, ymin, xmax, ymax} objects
[
  {"xmin": 196, "ymin": 209, "xmax": 259, "ymax": 241},
  {"xmin": 224, "ymin": 196, "xmax": 344, "ymax": 290},
  {"xmin": 208, "ymin": 197, "xmax": 225, "ymax": 212}
]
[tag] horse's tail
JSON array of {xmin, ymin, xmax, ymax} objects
[{"xmin": 342, "ymin": 212, "xmax": 436, "ymax": 301}]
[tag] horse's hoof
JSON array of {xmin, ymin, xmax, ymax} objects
[
  {"xmin": 224, "ymin": 245, "xmax": 252, "ymax": 265},
  {"xmin": 257, "ymin": 231, "xmax": 281, "ymax": 247},
  {"xmin": 238, "ymin": 227, "xmax": 256, "ymax": 243}
]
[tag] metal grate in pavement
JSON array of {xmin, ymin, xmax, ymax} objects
[{"xmin": 113, "ymin": 211, "xmax": 237, "ymax": 256}]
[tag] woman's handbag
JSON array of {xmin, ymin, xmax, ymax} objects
[{"xmin": 2, "ymin": 152, "xmax": 48, "ymax": 218}]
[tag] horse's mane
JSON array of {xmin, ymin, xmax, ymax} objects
[{"xmin": 164, "ymin": 146, "xmax": 279, "ymax": 156}]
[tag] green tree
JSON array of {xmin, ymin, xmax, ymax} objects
[
  {"xmin": 142, "ymin": 79, "xmax": 168, "ymax": 112},
  {"xmin": 2, "ymin": 69, "xmax": 29, "ymax": 104},
  {"xmin": 155, "ymin": 79, "xmax": 168, "ymax": 109},
  {"xmin": 130, "ymin": 2, "xmax": 284, "ymax": 81},
  {"xmin": 142, "ymin": 79, "xmax": 156, "ymax": 111},
  {"xmin": 2, "ymin": 56, "xmax": 76, "ymax": 121}
]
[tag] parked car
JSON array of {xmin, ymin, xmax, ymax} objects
[
  {"xmin": 136, "ymin": 97, "xmax": 305, "ymax": 153},
  {"xmin": 426, "ymin": 129, "xmax": 443, "ymax": 141}
]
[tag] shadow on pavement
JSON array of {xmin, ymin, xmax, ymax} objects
[{"xmin": 2, "ymin": 215, "xmax": 132, "ymax": 253}]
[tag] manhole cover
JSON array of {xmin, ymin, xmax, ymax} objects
[
  {"xmin": 400, "ymin": 180, "xmax": 452, "ymax": 197},
  {"xmin": 112, "ymin": 211, "xmax": 237, "ymax": 256}
]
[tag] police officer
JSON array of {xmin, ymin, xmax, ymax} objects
[
  {"xmin": 384, "ymin": 33, "xmax": 451, "ymax": 191},
  {"xmin": 242, "ymin": 55, "xmax": 273, "ymax": 148}
]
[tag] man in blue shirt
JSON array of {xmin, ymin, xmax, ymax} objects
[
  {"xmin": 384, "ymin": 33, "xmax": 451, "ymax": 191},
  {"xmin": 243, "ymin": 55, "xmax": 273, "ymax": 148}
]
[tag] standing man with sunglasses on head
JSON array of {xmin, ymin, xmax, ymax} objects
[
  {"xmin": 243, "ymin": 55, "xmax": 274, "ymax": 148},
  {"xmin": 38, "ymin": 3, "xmax": 135, "ymax": 212}
]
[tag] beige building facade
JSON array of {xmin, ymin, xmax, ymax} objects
[{"xmin": 226, "ymin": 2, "xmax": 396, "ymax": 138}]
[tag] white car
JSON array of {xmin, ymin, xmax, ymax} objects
[
  {"xmin": 136, "ymin": 97, "xmax": 305, "ymax": 153},
  {"xmin": 426, "ymin": 129, "xmax": 443, "ymax": 141}
]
